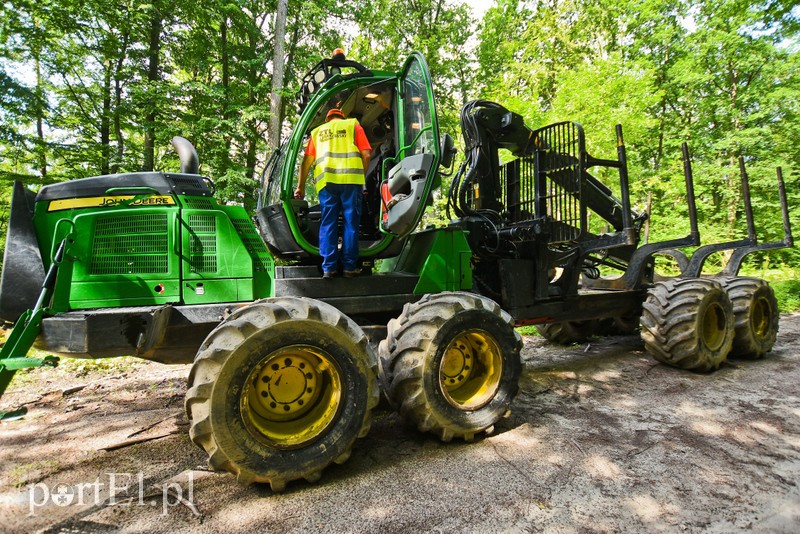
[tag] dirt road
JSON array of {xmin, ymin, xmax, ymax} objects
[{"xmin": 2, "ymin": 314, "xmax": 799, "ymax": 533}]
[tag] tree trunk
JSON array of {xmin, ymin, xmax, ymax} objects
[
  {"xmin": 101, "ymin": 61, "xmax": 112, "ymax": 176},
  {"xmin": 112, "ymin": 31, "xmax": 130, "ymax": 175},
  {"xmin": 221, "ymin": 16, "xmax": 230, "ymax": 101},
  {"xmin": 281, "ymin": 24, "xmax": 300, "ymax": 124},
  {"xmin": 220, "ymin": 15, "xmax": 232, "ymax": 170},
  {"xmin": 31, "ymin": 13, "xmax": 47, "ymax": 182},
  {"xmin": 142, "ymin": 9, "xmax": 162, "ymax": 172},
  {"xmin": 243, "ymin": 16, "xmax": 259, "ymax": 211},
  {"xmin": 727, "ymin": 64, "xmax": 741, "ymax": 230},
  {"xmin": 268, "ymin": 0, "xmax": 288, "ymax": 150},
  {"xmin": 34, "ymin": 52, "xmax": 47, "ymax": 181}
]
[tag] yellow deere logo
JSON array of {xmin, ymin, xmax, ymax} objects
[{"xmin": 48, "ymin": 196, "xmax": 176, "ymax": 211}]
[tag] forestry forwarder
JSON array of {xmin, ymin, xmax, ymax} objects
[{"xmin": 0, "ymin": 52, "xmax": 793, "ymax": 491}]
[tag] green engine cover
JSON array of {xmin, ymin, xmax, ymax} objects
[{"xmin": 32, "ymin": 172, "xmax": 274, "ymax": 312}]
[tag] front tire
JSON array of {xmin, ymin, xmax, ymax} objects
[
  {"xmin": 185, "ymin": 297, "xmax": 379, "ymax": 491},
  {"xmin": 379, "ymin": 292, "xmax": 522, "ymax": 442},
  {"xmin": 640, "ymin": 278, "xmax": 734, "ymax": 372}
]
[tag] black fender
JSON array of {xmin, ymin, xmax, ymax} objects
[{"xmin": 0, "ymin": 181, "xmax": 45, "ymax": 323}]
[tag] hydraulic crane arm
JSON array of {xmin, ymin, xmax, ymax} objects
[{"xmin": 450, "ymin": 100, "xmax": 640, "ymax": 232}]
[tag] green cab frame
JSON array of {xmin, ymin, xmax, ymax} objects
[{"xmin": 257, "ymin": 52, "xmax": 442, "ymax": 261}]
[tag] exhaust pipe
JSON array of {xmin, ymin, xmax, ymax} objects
[{"xmin": 171, "ymin": 136, "xmax": 199, "ymax": 174}]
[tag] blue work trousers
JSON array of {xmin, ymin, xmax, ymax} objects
[{"xmin": 319, "ymin": 183, "xmax": 362, "ymax": 273}]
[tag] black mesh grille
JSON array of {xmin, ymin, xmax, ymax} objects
[
  {"xmin": 171, "ymin": 176, "xmax": 204, "ymax": 187},
  {"xmin": 91, "ymin": 214, "xmax": 170, "ymax": 275}
]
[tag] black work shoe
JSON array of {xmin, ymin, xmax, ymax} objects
[
  {"xmin": 322, "ymin": 271, "xmax": 335, "ymax": 279},
  {"xmin": 343, "ymin": 269, "xmax": 361, "ymax": 278}
]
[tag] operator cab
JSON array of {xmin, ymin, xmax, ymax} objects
[
  {"xmin": 257, "ymin": 52, "xmax": 447, "ymax": 265},
  {"xmin": 294, "ymin": 79, "xmax": 398, "ymax": 246}
]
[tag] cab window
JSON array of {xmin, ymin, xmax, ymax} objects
[{"xmin": 402, "ymin": 60, "xmax": 436, "ymax": 156}]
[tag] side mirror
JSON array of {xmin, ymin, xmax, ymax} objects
[{"xmin": 439, "ymin": 133, "xmax": 456, "ymax": 171}]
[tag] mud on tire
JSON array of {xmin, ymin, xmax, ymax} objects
[
  {"xmin": 640, "ymin": 278, "xmax": 734, "ymax": 372},
  {"xmin": 185, "ymin": 297, "xmax": 379, "ymax": 492},
  {"xmin": 379, "ymin": 292, "xmax": 522, "ymax": 442},
  {"xmin": 719, "ymin": 276, "xmax": 779, "ymax": 358}
]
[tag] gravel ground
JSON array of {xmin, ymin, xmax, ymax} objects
[{"xmin": 1, "ymin": 314, "xmax": 799, "ymax": 533}]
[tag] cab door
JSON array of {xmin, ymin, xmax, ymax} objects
[{"xmin": 380, "ymin": 52, "xmax": 441, "ymax": 237}]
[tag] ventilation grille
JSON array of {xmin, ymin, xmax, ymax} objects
[
  {"xmin": 231, "ymin": 218, "xmax": 273, "ymax": 273},
  {"xmin": 188, "ymin": 215, "xmax": 216, "ymax": 234},
  {"xmin": 171, "ymin": 176, "xmax": 204, "ymax": 188},
  {"xmin": 182, "ymin": 198, "xmax": 214, "ymax": 210},
  {"xmin": 188, "ymin": 215, "xmax": 218, "ymax": 273},
  {"xmin": 91, "ymin": 214, "xmax": 170, "ymax": 275},
  {"xmin": 95, "ymin": 215, "xmax": 168, "ymax": 236}
]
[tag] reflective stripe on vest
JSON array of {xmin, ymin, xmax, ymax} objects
[{"xmin": 311, "ymin": 118, "xmax": 364, "ymax": 192}]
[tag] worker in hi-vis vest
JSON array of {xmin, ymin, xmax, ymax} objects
[{"xmin": 295, "ymin": 107, "xmax": 372, "ymax": 278}]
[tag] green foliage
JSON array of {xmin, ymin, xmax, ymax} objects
[
  {"xmin": 471, "ymin": 0, "xmax": 798, "ymax": 268},
  {"xmin": 743, "ymin": 266, "xmax": 800, "ymax": 313},
  {"xmin": 59, "ymin": 355, "xmax": 141, "ymax": 377},
  {"xmin": 771, "ymin": 278, "xmax": 800, "ymax": 313},
  {"xmin": 350, "ymin": 0, "xmax": 474, "ymax": 136},
  {"xmin": 0, "ymin": 0, "xmax": 796, "ymax": 274},
  {"xmin": 515, "ymin": 325, "xmax": 541, "ymax": 337}
]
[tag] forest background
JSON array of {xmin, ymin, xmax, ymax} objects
[{"xmin": 0, "ymin": 0, "xmax": 798, "ymax": 307}]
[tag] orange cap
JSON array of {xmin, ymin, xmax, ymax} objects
[
  {"xmin": 326, "ymin": 108, "xmax": 345, "ymax": 121},
  {"xmin": 332, "ymin": 48, "xmax": 345, "ymax": 60}
]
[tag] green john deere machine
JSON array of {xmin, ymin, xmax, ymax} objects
[{"xmin": 0, "ymin": 52, "xmax": 794, "ymax": 491}]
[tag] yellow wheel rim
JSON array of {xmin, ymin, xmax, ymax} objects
[
  {"xmin": 751, "ymin": 296, "xmax": 771, "ymax": 338},
  {"xmin": 241, "ymin": 345, "xmax": 341, "ymax": 449},
  {"xmin": 439, "ymin": 330, "xmax": 503, "ymax": 410},
  {"xmin": 701, "ymin": 302, "xmax": 726, "ymax": 351}
]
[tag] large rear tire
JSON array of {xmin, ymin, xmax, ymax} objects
[
  {"xmin": 185, "ymin": 297, "xmax": 379, "ymax": 491},
  {"xmin": 640, "ymin": 278, "xmax": 734, "ymax": 371},
  {"xmin": 536, "ymin": 320, "xmax": 598, "ymax": 345},
  {"xmin": 379, "ymin": 292, "xmax": 522, "ymax": 442},
  {"xmin": 719, "ymin": 276, "xmax": 779, "ymax": 358}
]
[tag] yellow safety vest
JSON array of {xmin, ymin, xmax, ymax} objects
[{"xmin": 311, "ymin": 118, "xmax": 365, "ymax": 192}]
